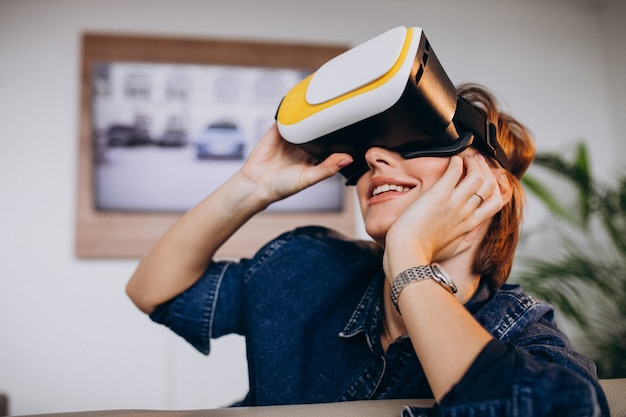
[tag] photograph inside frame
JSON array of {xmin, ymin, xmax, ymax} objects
[{"xmin": 91, "ymin": 61, "xmax": 345, "ymax": 213}]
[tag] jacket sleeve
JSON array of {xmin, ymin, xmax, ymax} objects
[
  {"xmin": 148, "ymin": 258, "xmax": 250, "ymax": 355},
  {"xmin": 146, "ymin": 227, "xmax": 345, "ymax": 355},
  {"xmin": 402, "ymin": 310, "xmax": 609, "ymax": 417}
]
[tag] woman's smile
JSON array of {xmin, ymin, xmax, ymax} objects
[{"xmin": 368, "ymin": 178, "xmax": 415, "ymax": 205}]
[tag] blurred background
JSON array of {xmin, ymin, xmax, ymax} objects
[{"xmin": 1, "ymin": 0, "xmax": 624, "ymax": 414}]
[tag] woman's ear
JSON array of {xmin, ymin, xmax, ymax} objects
[{"xmin": 496, "ymin": 170, "xmax": 514, "ymax": 205}]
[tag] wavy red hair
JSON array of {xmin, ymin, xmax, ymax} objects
[{"xmin": 458, "ymin": 84, "xmax": 536, "ymax": 289}]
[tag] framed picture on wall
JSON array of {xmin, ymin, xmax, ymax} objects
[{"xmin": 75, "ymin": 33, "xmax": 351, "ymax": 259}]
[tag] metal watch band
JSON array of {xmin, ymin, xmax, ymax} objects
[{"xmin": 389, "ymin": 263, "xmax": 457, "ymax": 314}]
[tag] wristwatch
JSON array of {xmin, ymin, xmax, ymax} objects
[{"xmin": 389, "ymin": 263, "xmax": 458, "ymax": 314}]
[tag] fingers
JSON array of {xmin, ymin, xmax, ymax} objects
[
  {"xmin": 461, "ymin": 154, "xmax": 503, "ymax": 218},
  {"xmin": 322, "ymin": 153, "xmax": 354, "ymax": 170},
  {"xmin": 471, "ymin": 192, "xmax": 485, "ymax": 205},
  {"xmin": 300, "ymin": 153, "xmax": 353, "ymax": 186},
  {"xmin": 418, "ymin": 155, "xmax": 465, "ymax": 202}
]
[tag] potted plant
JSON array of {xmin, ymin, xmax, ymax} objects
[{"xmin": 514, "ymin": 142, "xmax": 626, "ymax": 378}]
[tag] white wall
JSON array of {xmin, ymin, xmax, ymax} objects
[
  {"xmin": 1, "ymin": 0, "xmax": 624, "ymax": 414},
  {"xmin": 604, "ymin": 0, "xmax": 626, "ymax": 157}
]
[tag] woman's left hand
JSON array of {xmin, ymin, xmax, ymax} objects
[
  {"xmin": 382, "ymin": 154, "xmax": 505, "ymax": 280},
  {"xmin": 382, "ymin": 153, "xmax": 504, "ymax": 402}
]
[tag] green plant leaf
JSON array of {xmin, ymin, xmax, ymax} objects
[
  {"xmin": 522, "ymin": 175, "xmax": 577, "ymax": 223},
  {"xmin": 517, "ymin": 141, "xmax": 626, "ymax": 377}
]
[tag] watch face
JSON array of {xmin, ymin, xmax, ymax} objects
[
  {"xmin": 431, "ymin": 263, "xmax": 449, "ymax": 279},
  {"xmin": 431, "ymin": 263, "xmax": 457, "ymax": 294}
]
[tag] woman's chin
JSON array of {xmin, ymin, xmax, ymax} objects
[{"xmin": 364, "ymin": 224, "xmax": 388, "ymax": 247}]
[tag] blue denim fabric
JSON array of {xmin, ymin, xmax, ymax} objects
[{"xmin": 149, "ymin": 226, "xmax": 609, "ymax": 417}]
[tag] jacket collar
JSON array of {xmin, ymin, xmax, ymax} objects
[
  {"xmin": 339, "ymin": 271, "xmax": 385, "ymax": 340},
  {"xmin": 337, "ymin": 274, "xmax": 504, "ymax": 341}
]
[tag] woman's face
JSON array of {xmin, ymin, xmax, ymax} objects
[{"xmin": 355, "ymin": 146, "xmax": 479, "ymax": 245}]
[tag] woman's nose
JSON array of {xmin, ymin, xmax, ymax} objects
[{"xmin": 364, "ymin": 146, "xmax": 401, "ymax": 170}]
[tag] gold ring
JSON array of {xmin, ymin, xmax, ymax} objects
[{"xmin": 473, "ymin": 193, "xmax": 485, "ymax": 204}]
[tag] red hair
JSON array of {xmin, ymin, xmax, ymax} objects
[{"xmin": 458, "ymin": 84, "xmax": 536, "ymax": 289}]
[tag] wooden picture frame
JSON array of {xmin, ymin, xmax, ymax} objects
[{"xmin": 75, "ymin": 33, "xmax": 351, "ymax": 259}]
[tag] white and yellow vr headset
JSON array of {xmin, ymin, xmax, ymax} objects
[{"xmin": 276, "ymin": 26, "xmax": 511, "ymax": 185}]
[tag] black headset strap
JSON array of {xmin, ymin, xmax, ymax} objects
[{"xmin": 453, "ymin": 98, "xmax": 512, "ymax": 172}]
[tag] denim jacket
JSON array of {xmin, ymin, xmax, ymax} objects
[{"xmin": 150, "ymin": 226, "xmax": 609, "ymax": 417}]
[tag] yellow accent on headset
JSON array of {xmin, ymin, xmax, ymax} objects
[{"xmin": 277, "ymin": 27, "xmax": 415, "ymax": 126}]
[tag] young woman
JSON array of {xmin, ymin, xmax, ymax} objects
[{"xmin": 126, "ymin": 84, "xmax": 609, "ymax": 416}]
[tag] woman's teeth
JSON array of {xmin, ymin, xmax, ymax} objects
[{"xmin": 372, "ymin": 184, "xmax": 411, "ymax": 197}]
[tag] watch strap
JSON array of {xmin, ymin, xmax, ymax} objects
[{"xmin": 389, "ymin": 263, "xmax": 457, "ymax": 314}]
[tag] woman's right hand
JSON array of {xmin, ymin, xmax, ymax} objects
[
  {"xmin": 126, "ymin": 123, "xmax": 352, "ymax": 314},
  {"xmin": 237, "ymin": 123, "xmax": 353, "ymax": 207}
]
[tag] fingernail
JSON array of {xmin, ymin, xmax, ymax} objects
[{"xmin": 337, "ymin": 158, "xmax": 353, "ymax": 168}]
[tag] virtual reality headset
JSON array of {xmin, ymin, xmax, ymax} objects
[{"xmin": 275, "ymin": 26, "xmax": 511, "ymax": 185}]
